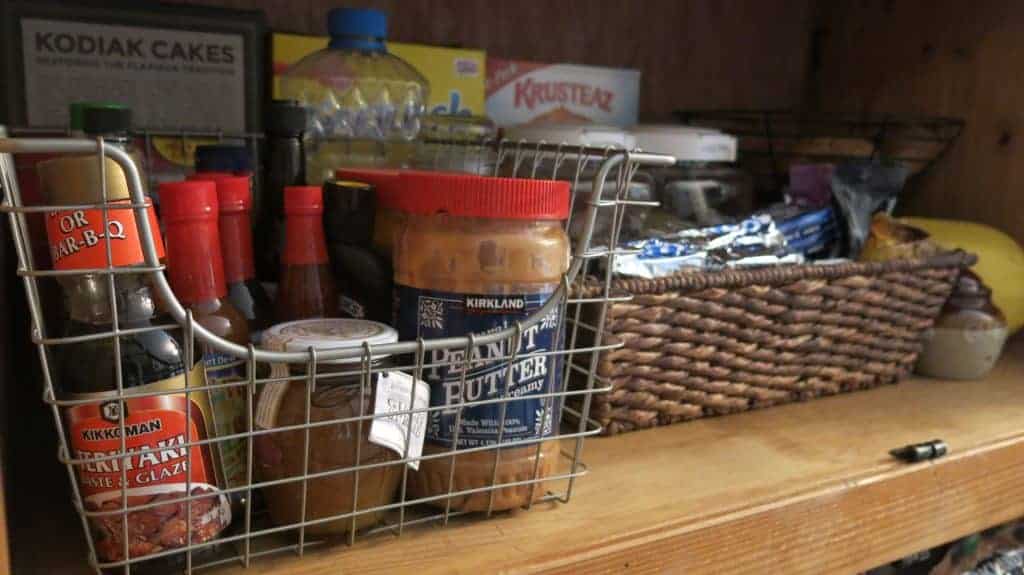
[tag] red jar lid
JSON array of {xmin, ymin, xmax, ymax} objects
[
  {"xmin": 399, "ymin": 171, "xmax": 570, "ymax": 219},
  {"xmin": 160, "ymin": 180, "xmax": 217, "ymax": 221},
  {"xmin": 284, "ymin": 186, "xmax": 323, "ymax": 215},
  {"xmin": 335, "ymin": 167, "xmax": 401, "ymax": 209}
]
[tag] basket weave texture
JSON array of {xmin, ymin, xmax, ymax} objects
[{"xmin": 580, "ymin": 251, "xmax": 975, "ymax": 435}]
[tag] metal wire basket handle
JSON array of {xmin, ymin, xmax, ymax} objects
[{"xmin": 0, "ymin": 135, "xmax": 675, "ymax": 364}]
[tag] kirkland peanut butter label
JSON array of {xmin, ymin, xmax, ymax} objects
[
  {"xmin": 396, "ymin": 287, "xmax": 562, "ymax": 448},
  {"xmin": 46, "ymin": 200, "xmax": 165, "ymax": 269}
]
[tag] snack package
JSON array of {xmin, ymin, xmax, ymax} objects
[{"xmin": 613, "ymin": 214, "xmax": 801, "ymax": 278}]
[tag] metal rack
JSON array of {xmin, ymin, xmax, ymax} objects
[{"xmin": 0, "ymin": 128, "xmax": 675, "ymax": 574}]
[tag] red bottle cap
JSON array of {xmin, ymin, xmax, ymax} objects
[
  {"xmin": 187, "ymin": 171, "xmax": 236, "ymax": 181},
  {"xmin": 284, "ymin": 186, "xmax": 324, "ymax": 215},
  {"xmin": 159, "ymin": 180, "xmax": 227, "ymax": 303},
  {"xmin": 212, "ymin": 176, "xmax": 255, "ymax": 282},
  {"xmin": 335, "ymin": 168, "xmax": 400, "ymax": 209},
  {"xmin": 211, "ymin": 176, "xmax": 251, "ymax": 213},
  {"xmin": 398, "ymin": 171, "xmax": 570, "ymax": 219}
]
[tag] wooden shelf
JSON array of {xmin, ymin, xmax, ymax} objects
[{"xmin": 14, "ymin": 338, "xmax": 1024, "ymax": 574}]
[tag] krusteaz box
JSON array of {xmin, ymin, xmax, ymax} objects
[
  {"xmin": 271, "ymin": 32, "xmax": 486, "ymax": 117},
  {"xmin": 486, "ymin": 58, "xmax": 640, "ymax": 127}
]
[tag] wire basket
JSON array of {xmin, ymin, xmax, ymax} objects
[
  {"xmin": 673, "ymin": 109, "xmax": 964, "ymax": 198},
  {"xmin": 0, "ymin": 128, "xmax": 674, "ymax": 574}
]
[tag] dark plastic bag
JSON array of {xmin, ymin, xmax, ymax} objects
[{"xmin": 831, "ymin": 160, "xmax": 909, "ymax": 258}]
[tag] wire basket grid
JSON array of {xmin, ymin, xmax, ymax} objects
[{"xmin": 0, "ymin": 129, "xmax": 675, "ymax": 574}]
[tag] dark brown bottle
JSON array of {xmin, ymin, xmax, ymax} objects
[
  {"xmin": 323, "ymin": 179, "xmax": 393, "ymax": 322},
  {"xmin": 276, "ymin": 185, "xmax": 339, "ymax": 321},
  {"xmin": 259, "ymin": 99, "xmax": 308, "ymax": 282},
  {"xmin": 161, "ymin": 180, "xmax": 251, "ymax": 496}
]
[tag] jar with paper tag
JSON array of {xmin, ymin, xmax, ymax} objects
[{"xmin": 255, "ymin": 318, "xmax": 424, "ymax": 536}]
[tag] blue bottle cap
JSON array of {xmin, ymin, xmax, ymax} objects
[
  {"xmin": 195, "ymin": 144, "xmax": 251, "ymax": 173},
  {"xmin": 327, "ymin": 7, "xmax": 387, "ymax": 40}
]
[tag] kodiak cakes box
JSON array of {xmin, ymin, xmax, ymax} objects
[
  {"xmin": 486, "ymin": 58, "xmax": 640, "ymax": 127},
  {"xmin": 271, "ymin": 33, "xmax": 486, "ymax": 116}
]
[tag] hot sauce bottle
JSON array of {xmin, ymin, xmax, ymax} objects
[
  {"xmin": 188, "ymin": 174, "xmax": 273, "ymax": 341},
  {"xmin": 37, "ymin": 157, "xmax": 230, "ymax": 565},
  {"xmin": 160, "ymin": 180, "xmax": 252, "ymax": 500},
  {"xmin": 275, "ymin": 186, "xmax": 339, "ymax": 321}
]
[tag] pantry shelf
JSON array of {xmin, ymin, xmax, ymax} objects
[{"xmin": 16, "ymin": 337, "xmax": 1024, "ymax": 574}]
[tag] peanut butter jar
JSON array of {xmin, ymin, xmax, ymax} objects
[{"xmin": 394, "ymin": 171, "xmax": 570, "ymax": 511}]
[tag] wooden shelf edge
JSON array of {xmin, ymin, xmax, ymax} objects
[
  {"xmin": 528, "ymin": 432, "xmax": 1024, "ymax": 574},
  {"xmin": 14, "ymin": 341, "xmax": 1024, "ymax": 575}
]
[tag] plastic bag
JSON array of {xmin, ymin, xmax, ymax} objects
[{"xmin": 831, "ymin": 161, "xmax": 909, "ymax": 258}]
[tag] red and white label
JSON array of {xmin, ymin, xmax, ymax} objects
[
  {"xmin": 485, "ymin": 58, "xmax": 640, "ymax": 127},
  {"xmin": 66, "ymin": 375, "xmax": 232, "ymax": 562},
  {"xmin": 67, "ymin": 394, "xmax": 215, "ymax": 498},
  {"xmin": 46, "ymin": 200, "xmax": 165, "ymax": 270}
]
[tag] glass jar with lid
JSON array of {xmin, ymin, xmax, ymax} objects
[{"xmin": 255, "ymin": 318, "xmax": 402, "ymax": 536}]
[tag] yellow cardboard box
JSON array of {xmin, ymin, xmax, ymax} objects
[{"xmin": 271, "ymin": 33, "xmax": 485, "ymax": 116}]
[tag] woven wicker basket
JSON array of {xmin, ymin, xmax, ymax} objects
[{"xmin": 576, "ymin": 251, "xmax": 975, "ymax": 435}]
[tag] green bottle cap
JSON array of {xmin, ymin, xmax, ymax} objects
[{"xmin": 68, "ymin": 101, "xmax": 129, "ymax": 132}]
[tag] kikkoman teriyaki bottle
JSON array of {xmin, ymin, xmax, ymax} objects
[{"xmin": 38, "ymin": 156, "xmax": 231, "ymax": 565}]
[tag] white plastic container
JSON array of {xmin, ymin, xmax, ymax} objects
[{"xmin": 631, "ymin": 124, "xmax": 750, "ymax": 226}]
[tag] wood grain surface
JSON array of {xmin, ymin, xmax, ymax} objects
[
  {"xmin": 162, "ymin": 0, "xmax": 814, "ymax": 121},
  {"xmin": 812, "ymin": 0, "xmax": 1024, "ymax": 244}
]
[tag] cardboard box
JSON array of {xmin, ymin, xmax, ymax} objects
[
  {"xmin": 486, "ymin": 58, "xmax": 640, "ymax": 127},
  {"xmin": 271, "ymin": 33, "xmax": 485, "ymax": 116}
]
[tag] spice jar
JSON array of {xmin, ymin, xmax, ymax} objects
[
  {"xmin": 255, "ymin": 319, "xmax": 402, "ymax": 536},
  {"xmin": 394, "ymin": 171, "xmax": 570, "ymax": 512},
  {"xmin": 916, "ymin": 271, "xmax": 1009, "ymax": 380}
]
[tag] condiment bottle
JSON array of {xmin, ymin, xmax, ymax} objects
[
  {"xmin": 79, "ymin": 102, "xmax": 149, "ymax": 195},
  {"xmin": 336, "ymin": 167, "xmax": 400, "ymax": 259},
  {"xmin": 395, "ymin": 171, "xmax": 571, "ymax": 512},
  {"xmin": 38, "ymin": 157, "xmax": 229, "ymax": 565},
  {"xmin": 189, "ymin": 174, "xmax": 273, "ymax": 340},
  {"xmin": 323, "ymin": 179, "xmax": 391, "ymax": 322},
  {"xmin": 255, "ymin": 318, "xmax": 403, "ymax": 536},
  {"xmin": 276, "ymin": 185, "xmax": 339, "ymax": 321},
  {"xmin": 161, "ymin": 180, "xmax": 251, "ymax": 495},
  {"xmin": 916, "ymin": 270, "xmax": 1009, "ymax": 380},
  {"xmin": 260, "ymin": 99, "xmax": 309, "ymax": 282}
]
